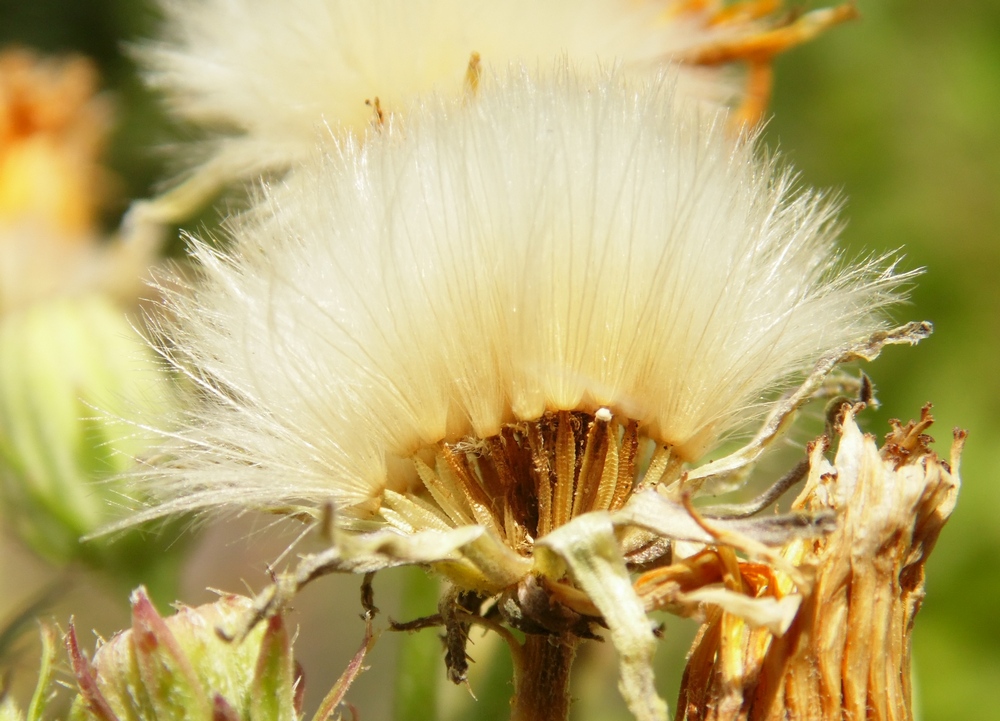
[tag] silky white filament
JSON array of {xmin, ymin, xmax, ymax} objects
[{"xmin": 140, "ymin": 69, "xmax": 907, "ymax": 526}]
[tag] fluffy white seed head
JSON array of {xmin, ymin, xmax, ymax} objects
[
  {"xmin": 144, "ymin": 0, "xmax": 762, "ymax": 181},
  {"xmin": 145, "ymin": 70, "xmax": 905, "ymax": 524}
]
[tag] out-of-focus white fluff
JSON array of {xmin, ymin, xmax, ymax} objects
[
  {"xmin": 145, "ymin": 70, "xmax": 904, "ymax": 522},
  {"xmin": 145, "ymin": 0, "xmax": 749, "ymax": 182}
]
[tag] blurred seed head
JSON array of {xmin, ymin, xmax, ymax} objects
[{"xmin": 137, "ymin": 0, "xmax": 856, "ymax": 221}]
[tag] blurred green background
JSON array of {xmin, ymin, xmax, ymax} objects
[
  {"xmin": 0, "ymin": 0, "xmax": 997, "ymax": 719},
  {"xmin": 767, "ymin": 4, "xmax": 1000, "ymax": 719}
]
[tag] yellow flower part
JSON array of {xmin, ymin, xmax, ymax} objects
[
  {"xmin": 0, "ymin": 49, "xmax": 110, "ymax": 236},
  {"xmin": 0, "ymin": 49, "xmax": 156, "ymax": 313}
]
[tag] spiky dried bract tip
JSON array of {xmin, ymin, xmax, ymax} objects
[
  {"xmin": 141, "ymin": 69, "xmax": 907, "ymax": 531},
  {"xmin": 141, "ymin": 0, "xmax": 854, "ymax": 209},
  {"xmin": 676, "ymin": 406, "xmax": 963, "ymax": 721}
]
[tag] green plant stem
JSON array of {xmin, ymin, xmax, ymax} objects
[{"xmin": 394, "ymin": 568, "xmax": 441, "ymax": 721}]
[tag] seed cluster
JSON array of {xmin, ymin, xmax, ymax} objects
[{"xmin": 387, "ymin": 410, "xmax": 678, "ymax": 557}]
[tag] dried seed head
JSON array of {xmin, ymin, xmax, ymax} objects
[
  {"xmin": 133, "ymin": 68, "xmax": 909, "ymax": 549},
  {"xmin": 131, "ymin": 71, "xmax": 920, "ymax": 720}
]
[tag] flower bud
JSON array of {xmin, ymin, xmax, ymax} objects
[
  {"xmin": 0, "ymin": 294, "xmax": 173, "ymax": 567},
  {"xmin": 67, "ymin": 588, "xmax": 301, "ymax": 721}
]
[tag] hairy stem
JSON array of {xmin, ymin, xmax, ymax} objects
[{"xmin": 510, "ymin": 634, "xmax": 580, "ymax": 721}]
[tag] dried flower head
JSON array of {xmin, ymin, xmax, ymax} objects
[
  {"xmin": 136, "ymin": 0, "xmax": 856, "ymax": 224},
  {"xmin": 129, "ymin": 70, "xmax": 925, "ymax": 719},
  {"xmin": 676, "ymin": 406, "xmax": 963, "ymax": 721}
]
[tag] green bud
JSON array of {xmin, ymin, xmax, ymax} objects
[
  {"xmin": 67, "ymin": 588, "xmax": 302, "ymax": 721},
  {"xmin": 0, "ymin": 293, "xmax": 173, "ymax": 565}
]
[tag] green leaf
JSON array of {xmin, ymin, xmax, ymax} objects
[
  {"xmin": 250, "ymin": 616, "xmax": 295, "ymax": 721},
  {"xmin": 130, "ymin": 588, "xmax": 212, "ymax": 721},
  {"xmin": 26, "ymin": 624, "xmax": 58, "ymax": 721}
]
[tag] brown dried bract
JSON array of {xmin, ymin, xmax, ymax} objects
[{"xmin": 677, "ymin": 406, "xmax": 963, "ymax": 721}]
